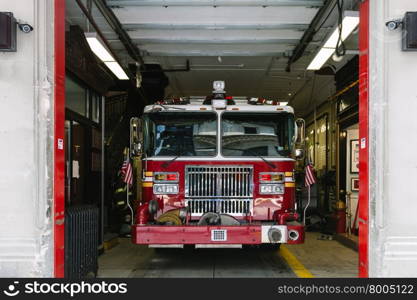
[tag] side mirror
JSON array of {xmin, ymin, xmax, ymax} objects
[
  {"xmin": 130, "ymin": 117, "xmax": 143, "ymax": 157},
  {"xmin": 295, "ymin": 118, "xmax": 305, "ymax": 144},
  {"xmin": 294, "ymin": 119, "xmax": 305, "ymax": 160},
  {"xmin": 295, "ymin": 148, "xmax": 305, "ymax": 160}
]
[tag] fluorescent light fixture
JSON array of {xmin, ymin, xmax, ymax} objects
[
  {"xmin": 85, "ymin": 32, "xmax": 129, "ymax": 80},
  {"xmin": 307, "ymin": 11, "xmax": 359, "ymax": 70},
  {"xmin": 307, "ymin": 48, "xmax": 336, "ymax": 71},
  {"xmin": 279, "ymin": 102, "xmax": 288, "ymax": 106},
  {"xmin": 104, "ymin": 62, "xmax": 129, "ymax": 80},
  {"xmin": 85, "ymin": 32, "xmax": 115, "ymax": 62}
]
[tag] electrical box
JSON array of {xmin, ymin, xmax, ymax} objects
[
  {"xmin": 0, "ymin": 12, "xmax": 16, "ymax": 52},
  {"xmin": 403, "ymin": 12, "xmax": 417, "ymax": 51}
]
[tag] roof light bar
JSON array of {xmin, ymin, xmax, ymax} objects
[
  {"xmin": 85, "ymin": 32, "xmax": 129, "ymax": 80},
  {"xmin": 307, "ymin": 11, "xmax": 359, "ymax": 71}
]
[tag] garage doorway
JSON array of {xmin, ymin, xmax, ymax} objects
[{"xmin": 53, "ymin": 0, "xmax": 370, "ymax": 278}]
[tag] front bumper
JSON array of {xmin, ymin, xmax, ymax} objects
[{"xmin": 132, "ymin": 224, "xmax": 304, "ymax": 245}]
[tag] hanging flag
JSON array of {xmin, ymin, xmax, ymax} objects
[
  {"xmin": 305, "ymin": 162, "xmax": 316, "ymax": 187},
  {"xmin": 121, "ymin": 157, "xmax": 133, "ymax": 186}
]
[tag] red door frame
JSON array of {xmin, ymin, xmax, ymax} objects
[
  {"xmin": 51, "ymin": 0, "xmax": 371, "ymax": 278},
  {"xmin": 54, "ymin": 0, "xmax": 66, "ymax": 278},
  {"xmin": 358, "ymin": 0, "xmax": 369, "ymax": 277}
]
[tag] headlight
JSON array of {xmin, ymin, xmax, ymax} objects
[
  {"xmin": 259, "ymin": 184, "xmax": 284, "ymax": 195},
  {"xmin": 153, "ymin": 184, "xmax": 179, "ymax": 195}
]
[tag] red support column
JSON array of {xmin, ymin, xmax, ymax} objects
[
  {"xmin": 54, "ymin": 0, "xmax": 66, "ymax": 278},
  {"xmin": 358, "ymin": 0, "xmax": 369, "ymax": 278}
]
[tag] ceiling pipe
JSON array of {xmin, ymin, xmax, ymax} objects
[
  {"xmin": 123, "ymin": 23, "xmax": 309, "ymax": 30},
  {"xmin": 147, "ymin": 51, "xmax": 286, "ymax": 56},
  {"xmin": 140, "ymin": 60, "xmax": 191, "ymax": 73},
  {"xmin": 132, "ymin": 38, "xmax": 300, "ymax": 45},
  {"xmin": 92, "ymin": 0, "xmax": 146, "ymax": 66},
  {"xmin": 286, "ymin": 0, "xmax": 336, "ymax": 72},
  {"xmin": 107, "ymin": 0, "xmax": 324, "ymax": 7}
]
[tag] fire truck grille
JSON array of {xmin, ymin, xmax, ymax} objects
[
  {"xmin": 185, "ymin": 165, "xmax": 253, "ymax": 198},
  {"xmin": 185, "ymin": 199, "xmax": 252, "ymax": 216}
]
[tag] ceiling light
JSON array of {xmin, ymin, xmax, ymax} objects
[
  {"xmin": 85, "ymin": 32, "xmax": 114, "ymax": 62},
  {"xmin": 104, "ymin": 62, "xmax": 129, "ymax": 80},
  {"xmin": 323, "ymin": 12, "xmax": 360, "ymax": 49},
  {"xmin": 307, "ymin": 11, "xmax": 359, "ymax": 71},
  {"xmin": 279, "ymin": 102, "xmax": 288, "ymax": 106},
  {"xmin": 307, "ymin": 48, "xmax": 335, "ymax": 71},
  {"xmin": 85, "ymin": 32, "xmax": 129, "ymax": 80}
]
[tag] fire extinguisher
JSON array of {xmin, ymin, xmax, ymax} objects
[{"xmin": 335, "ymin": 200, "xmax": 346, "ymax": 234}]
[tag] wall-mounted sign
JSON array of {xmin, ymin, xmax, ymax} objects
[
  {"xmin": 351, "ymin": 178, "xmax": 359, "ymax": 192},
  {"xmin": 350, "ymin": 139, "xmax": 359, "ymax": 173}
]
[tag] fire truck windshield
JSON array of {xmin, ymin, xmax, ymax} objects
[
  {"xmin": 221, "ymin": 112, "xmax": 294, "ymax": 158},
  {"xmin": 144, "ymin": 112, "xmax": 217, "ymax": 157}
]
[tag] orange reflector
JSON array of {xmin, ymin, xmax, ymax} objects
[
  {"xmin": 271, "ymin": 174, "xmax": 283, "ymax": 181},
  {"xmin": 155, "ymin": 174, "xmax": 166, "ymax": 181}
]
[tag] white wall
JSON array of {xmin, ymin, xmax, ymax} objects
[
  {"xmin": 0, "ymin": 0, "xmax": 54, "ymax": 277},
  {"xmin": 369, "ymin": 0, "xmax": 417, "ymax": 277}
]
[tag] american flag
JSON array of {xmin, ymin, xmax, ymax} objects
[
  {"xmin": 121, "ymin": 157, "xmax": 133, "ymax": 186},
  {"xmin": 305, "ymin": 162, "xmax": 316, "ymax": 187}
]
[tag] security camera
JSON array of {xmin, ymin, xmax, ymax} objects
[
  {"xmin": 386, "ymin": 20, "xmax": 402, "ymax": 31},
  {"xmin": 18, "ymin": 23, "xmax": 33, "ymax": 33}
]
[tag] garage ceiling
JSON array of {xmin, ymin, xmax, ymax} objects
[{"xmin": 65, "ymin": 0, "xmax": 359, "ymax": 116}]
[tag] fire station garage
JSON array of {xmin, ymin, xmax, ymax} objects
[{"xmin": 1, "ymin": 0, "xmax": 417, "ymax": 279}]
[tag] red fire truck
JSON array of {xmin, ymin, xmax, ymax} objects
[{"xmin": 130, "ymin": 81, "xmax": 305, "ymax": 248}]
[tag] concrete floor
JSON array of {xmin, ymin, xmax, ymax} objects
[
  {"xmin": 286, "ymin": 232, "xmax": 358, "ymax": 277},
  {"xmin": 98, "ymin": 232, "xmax": 358, "ymax": 278}
]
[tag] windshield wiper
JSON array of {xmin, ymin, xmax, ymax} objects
[
  {"xmin": 223, "ymin": 146, "xmax": 276, "ymax": 169},
  {"xmin": 161, "ymin": 148, "xmax": 186, "ymax": 169}
]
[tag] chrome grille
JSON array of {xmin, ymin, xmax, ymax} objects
[
  {"xmin": 185, "ymin": 165, "xmax": 253, "ymax": 198},
  {"xmin": 186, "ymin": 199, "xmax": 252, "ymax": 216}
]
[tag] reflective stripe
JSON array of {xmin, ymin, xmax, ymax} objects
[
  {"xmin": 142, "ymin": 182, "xmax": 153, "ymax": 187},
  {"xmin": 280, "ymin": 246, "xmax": 314, "ymax": 278},
  {"xmin": 285, "ymin": 172, "xmax": 293, "ymax": 177},
  {"xmin": 285, "ymin": 183, "xmax": 295, "ymax": 188},
  {"xmin": 144, "ymin": 171, "xmax": 153, "ymax": 177},
  {"xmin": 143, "ymin": 177, "xmax": 153, "ymax": 182}
]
